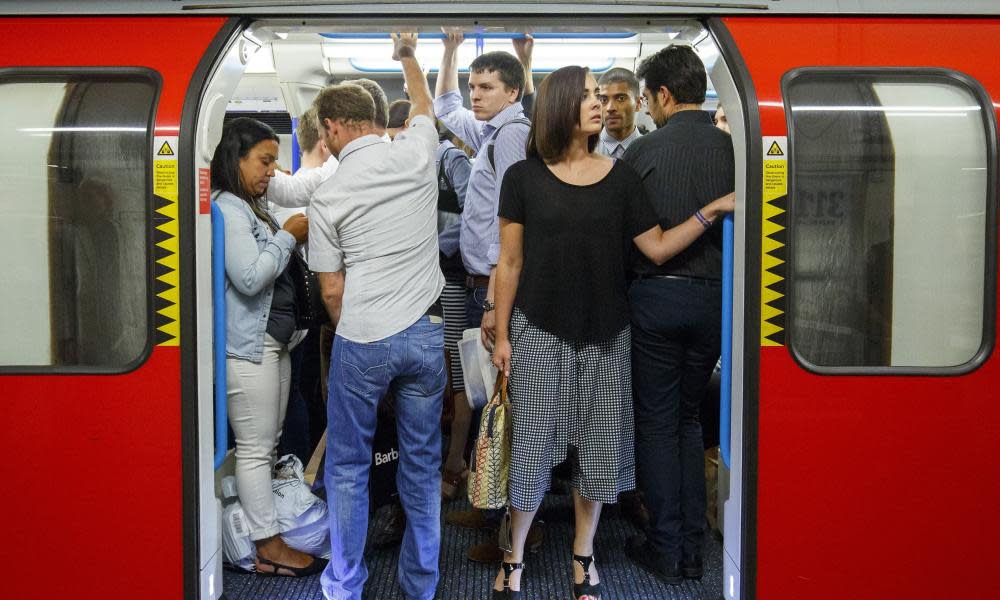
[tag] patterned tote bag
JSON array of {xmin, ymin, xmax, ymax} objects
[{"xmin": 468, "ymin": 373, "xmax": 511, "ymax": 509}]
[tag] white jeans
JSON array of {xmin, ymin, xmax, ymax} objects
[{"xmin": 227, "ymin": 333, "xmax": 290, "ymax": 541}]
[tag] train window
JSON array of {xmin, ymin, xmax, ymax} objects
[
  {"xmin": 0, "ymin": 71, "xmax": 158, "ymax": 371},
  {"xmin": 784, "ymin": 70, "xmax": 995, "ymax": 372}
]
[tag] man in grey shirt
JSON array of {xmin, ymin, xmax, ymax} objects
[
  {"xmin": 307, "ymin": 33, "xmax": 445, "ymax": 600},
  {"xmin": 596, "ymin": 67, "xmax": 644, "ymax": 159}
]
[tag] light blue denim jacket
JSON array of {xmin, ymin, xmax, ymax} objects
[{"xmin": 214, "ymin": 190, "xmax": 297, "ymax": 362}]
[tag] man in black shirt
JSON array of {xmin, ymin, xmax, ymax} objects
[{"xmin": 622, "ymin": 45, "xmax": 735, "ymax": 584}]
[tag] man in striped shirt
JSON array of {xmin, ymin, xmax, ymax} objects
[{"xmin": 623, "ymin": 45, "xmax": 735, "ymax": 586}]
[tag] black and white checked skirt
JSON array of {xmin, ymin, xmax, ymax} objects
[
  {"xmin": 441, "ymin": 277, "xmax": 468, "ymax": 392},
  {"xmin": 507, "ymin": 308, "xmax": 636, "ymax": 511}
]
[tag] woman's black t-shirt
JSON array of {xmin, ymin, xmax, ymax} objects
[{"xmin": 498, "ymin": 156, "xmax": 659, "ymax": 343}]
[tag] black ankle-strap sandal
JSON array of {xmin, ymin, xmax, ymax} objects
[
  {"xmin": 572, "ymin": 554, "xmax": 603, "ymax": 600},
  {"xmin": 493, "ymin": 561, "xmax": 525, "ymax": 599}
]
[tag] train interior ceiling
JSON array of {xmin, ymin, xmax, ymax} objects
[
  {"xmin": 204, "ymin": 21, "xmax": 727, "ymax": 169},
  {"xmin": 203, "ymin": 19, "xmax": 738, "ymax": 600}
]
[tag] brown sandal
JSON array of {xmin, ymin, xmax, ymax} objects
[{"xmin": 441, "ymin": 465, "xmax": 469, "ymax": 501}]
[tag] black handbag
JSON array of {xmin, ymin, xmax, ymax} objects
[{"xmin": 287, "ymin": 250, "xmax": 330, "ymax": 330}]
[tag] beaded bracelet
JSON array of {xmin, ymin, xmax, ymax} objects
[{"xmin": 694, "ymin": 210, "xmax": 713, "ymax": 229}]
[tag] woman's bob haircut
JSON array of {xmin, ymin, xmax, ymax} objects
[
  {"xmin": 210, "ymin": 117, "xmax": 279, "ymax": 202},
  {"xmin": 527, "ymin": 66, "xmax": 598, "ymax": 163}
]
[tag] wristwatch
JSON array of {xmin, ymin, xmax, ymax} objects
[{"xmin": 482, "ymin": 299, "xmax": 496, "ymax": 312}]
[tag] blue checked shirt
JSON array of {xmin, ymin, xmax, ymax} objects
[{"xmin": 433, "ymin": 90, "xmax": 530, "ymax": 276}]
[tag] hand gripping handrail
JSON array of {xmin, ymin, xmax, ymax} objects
[
  {"xmin": 211, "ymin": 202, "xmax": 228, "ymax": 470},
  {"xmin": 720, "ymin": 213, "xmax": 734, "ymax": 469}
]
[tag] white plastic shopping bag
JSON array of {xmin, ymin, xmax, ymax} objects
[
  {"xmin": 272, "ymin": 455, "xmax": 331, "ymax": 559},
  {"xmin": 459, "ymin": 328, "xmax": 498, "ymax": 409},
  {"xmin": 221, "ymin": 476, "xmax": 256, "ymax": 571},
  {"xmin": 220, "ymin": 455, "xmax": 332, "ymax": 571}
]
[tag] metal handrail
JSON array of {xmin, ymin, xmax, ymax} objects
[
  {"xmin": 211, "ymin": 201, "xmax": 228, "ymax": 470},
  {"xmin": 720, "ymin": 213, "xmax": 733, "ymax": 469}
]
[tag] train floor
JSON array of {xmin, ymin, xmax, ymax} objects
[{"xmin": 223, "ymin": 492, "xmax": 724, "ymax": 600}]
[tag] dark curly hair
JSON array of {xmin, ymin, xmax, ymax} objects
[
  {"xmin": 210, "ymin": 117, "xmax": 279, "ymax": 225},
  {"xmin": 636, "ymin": 45, "xmax": 706, "ymax": 105}
]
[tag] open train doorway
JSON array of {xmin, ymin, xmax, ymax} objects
[{"xmin": 191, "ymin": 17, "xmax": 749, "ymax": 600}]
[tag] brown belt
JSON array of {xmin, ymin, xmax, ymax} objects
[{"xmin": 465, "ymin": 275, "xmax": 490, "ymax": 289}]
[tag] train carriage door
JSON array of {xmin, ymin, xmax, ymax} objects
[
  {"xmin": 720, "ymin": 17, "xmax": 1000, "ymax": 600},
  {"xmin": 0, "ymin": 16, "xmax": 235, "ymax": 600}
]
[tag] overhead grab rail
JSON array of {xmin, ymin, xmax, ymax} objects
[
  {"xmin": 319, "ymin": 32, "xmax": 638, "ymax": 39},
  {"xmin": 183, "ymin": 1, "xmax": 771, "ymax": 10},
  {"xmin": 212, "ymin": 201, "xmax": 228, "ymax": 471}
]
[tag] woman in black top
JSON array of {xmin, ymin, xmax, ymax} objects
[{"xmin": 490, "ymin": 66, "xmax": 733, "ymax": 599}]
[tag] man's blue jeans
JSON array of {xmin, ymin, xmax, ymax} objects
[{"xmin": 321, "ymin": 316, "xmax": 446, "ymax": 600}]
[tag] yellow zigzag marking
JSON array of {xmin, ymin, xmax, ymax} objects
[
  {"xmin": 761, "ymin": 285, "xmax": 784, "ymax": 306},
  {"xmin": 156, "ymin": 219, "xmax": 179, "ymax": 239},
  {"xmin": 762, "ymin": 301, "xmax": 784, "ymax": 323},
  {"xmin": 760, "ymin": 194, "xmax": 786, "ymax": 346},
  {"xmin": 157, "ymin": 286, "xmax": 179, "ymax": 306},
  {"xmin": 157, "ymin": 251, "xmax": 179, "ymax": 272},
  {"xmin": 154, "ymin": 188, "xmax": 180, "ymax": 347}
]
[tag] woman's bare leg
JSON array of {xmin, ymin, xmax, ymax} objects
[
  {"xmin": 572, "ymin": 489, "xmax": 602, "ymax": 586},
  {"xmin": 493, "ymin": 507, "xmax": 538, "ymax": 591}
]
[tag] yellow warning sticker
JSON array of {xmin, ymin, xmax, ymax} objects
[
  {"xmin": 157, "ymin": 140, "xmax": 175, "ymax": 156},
  {"xmin": 153, "ymin": 135, "xmax": 180, "ymax": 346},
  {"xmin": 761, "ymin": 136, "xmax": 787, "ymax": 347},
  {"xmin": 154, "ymin": 160, "xmax": 177, "ymax": 199}
]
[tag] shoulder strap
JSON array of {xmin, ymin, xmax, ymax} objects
[
  {"xmin": 486, "ymin": 117, "xmax": 531, "ymax": 174},
  {"xmin": 438, "ymin": 146, "xmax": 464, "ymax": 193},
  {"xmin": 437, "ymin": 147, "xmax": 464, "ymax": 214}
]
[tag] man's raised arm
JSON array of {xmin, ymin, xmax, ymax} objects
[
  {"xmin": 431, "ymin": 31, "xmax": 482, "ymax": 151},
  {"xmin": 391, "ymin": 33, "xmax": 433, "ymax": 120},
  {"xmin": 435, "ymin": 31, "xmax": 463, "ymax": 99}
]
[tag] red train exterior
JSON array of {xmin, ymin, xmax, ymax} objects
[
  {"xmin": 0, "ymin": 16, "xmax": 228, "ymax": 600},
  {"xmin": 727, "ymin": 17, "xmax": 1000, "ymax": 600},
  {"xmin": 1, "ymin": 8, "xmax": 997, "ymax": 600}
]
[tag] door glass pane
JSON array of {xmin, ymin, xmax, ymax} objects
[
  {"xmin": 786, "ymin": 73, "xmax": 990, "ymax": 369},
  {"xmin": 0, "ymin": 75, "xmax": 156, "ymax": 368}
]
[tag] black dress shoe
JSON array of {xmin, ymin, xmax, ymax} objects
[
  {"xmin": 682, "ymin": 552, "xmax": 703, "ymax": 579},
  {"xmin": 625, "ymin": 534, "xmax": 682, "ymax": 585}
]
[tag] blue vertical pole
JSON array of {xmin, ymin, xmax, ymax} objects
[
  {"xmin": 720, "ymin": 213, "xmax": 734, "ymax": 469},
  {"xmin": 291, "ymin": 116, "xmax": 300, "ymax": 173},
  {"xmin": 211, "ymin": 203, "xmax": 228, "ymax": 470}
]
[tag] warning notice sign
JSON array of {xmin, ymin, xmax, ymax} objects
[
  {"xmin": 152, "ymin": 135, "xmax": 180, "ymax": 346},
  {"xmin": 762, "ymin": 136, "xmax": 787, "ymax": 200},
  {"xmin": 199, "ymin": 167, "xmax": 211, "ymax": 214},
  {"xmin": 760, "ymin": 136, "xmax": 787, "ymax": 348},
  {"xmin": 157, "ymin": 140, "xmax": 176, "ymax": 156},
  {"xmin": 154, "ymin": 161, "xmax": 177, "ymax": 199},
  {"xmin": 153, "ymin": 136, "xmax": 178, "ymax": 200},
  {"xmin": 153, "ymin": 136, "xmax": 178, "ymax": 162}
]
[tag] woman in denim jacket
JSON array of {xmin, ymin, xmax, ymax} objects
[{"xmin": 211, "ymin": 118, "xmax": 324, "ymax": 577}]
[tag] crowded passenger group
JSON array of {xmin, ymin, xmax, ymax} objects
[{"xmin": 211, "ymin": 30, "xmax": 735, "ymax": 600}]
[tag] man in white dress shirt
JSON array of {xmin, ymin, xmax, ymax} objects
[{"xmin": 307, "ymin": 34, "xmax": 446, "ymax": 600}]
